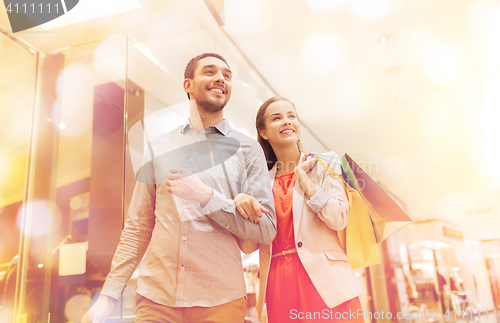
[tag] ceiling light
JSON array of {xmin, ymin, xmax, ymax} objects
[
  {"xmin": 40, "ymin": 0, "xmax": 142, "ymax": 30},
  {"xmin": 59, "ymin": 123, "xmax": 67, "ymax": 130},
  {"xmin": 384, "ymin": 66, "xmax": 403, "ymax": 75},
  {"xmin": 242, "ymin": 82, "xmax": 250, "ymax": 87},
  {"xmin": 464, "ymin": 239, "xmax": 479, "ymax": 245},
  {"xmin": 378, "ymin": 34, "xmax": 395, "ymax": 45}
]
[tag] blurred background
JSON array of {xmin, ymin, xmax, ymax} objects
[{"xmin": 0, "ymin": 0, "xmax": 500, "ymax": 322}]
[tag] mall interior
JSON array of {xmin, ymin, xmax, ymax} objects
[{"xmin": 1, "ymin": 0, "xmax": 500, "ymax": 322}]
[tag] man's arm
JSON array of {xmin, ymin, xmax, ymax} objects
[
  {"xmin": 202, "ymin": 141, "xmax": 276, "ymax": 245},
  {"xmin": 82, "ymin": 160, "xmax": 156, "ymax": 322}
]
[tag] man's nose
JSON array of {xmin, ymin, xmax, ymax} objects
[{"xmin": 214, "ymin": 70, "xmax": 225, "ymax": 82}]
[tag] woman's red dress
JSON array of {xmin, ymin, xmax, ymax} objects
[{"xmin": 265, "ymin": 171, "xmax": 363, "ymax": 323}]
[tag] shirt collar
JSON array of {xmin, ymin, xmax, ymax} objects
[{"xmin": 180, "ymin": 118, "xmax": 232, "ymax": 136}]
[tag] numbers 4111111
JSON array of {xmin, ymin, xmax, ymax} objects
[
  {"xmin": 442, "ymin": 309, "xmax": 497, "ymax": 320},
  {"xmin": 6, "ymin": 2, "xmax": 60, "ymax": 14}
]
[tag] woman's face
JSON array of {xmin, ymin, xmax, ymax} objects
[{"xmin": 259, "ymin": 100, "xmax": 300, "ymax": 147}]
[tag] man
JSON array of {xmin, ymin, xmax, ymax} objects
[{"xmin": 82, "ymin": 53, "xmax": 276, "ymax": 323}]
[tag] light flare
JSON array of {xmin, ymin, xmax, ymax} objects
[
  {"xmin": 423, "ymin": 43, "xmax": 459, "ymax": 86},
  {"xmin": 16, "ymin": 200, "xmax": 62, "ymax": 238}
]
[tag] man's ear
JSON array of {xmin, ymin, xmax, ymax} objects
[
  {"xmin": 183, "ymin": 79, "xmax": 192, "ymax": 98},
  {"xmin": 259, "ymin": 130, "xmax": 269, "ymax": 140}
]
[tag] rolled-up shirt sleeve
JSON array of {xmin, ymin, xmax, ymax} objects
[{"xmin": 306, "ymin": 187, "xmax": 330, "ymax": 214}]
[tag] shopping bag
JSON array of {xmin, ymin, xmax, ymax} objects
[
  {"xmin": 314, "ymin": 157, "xmax": 381, "ymax": 269},
  {"xmin": 341, "ymin": 153, "xmax": 413, "ymax": 242}
]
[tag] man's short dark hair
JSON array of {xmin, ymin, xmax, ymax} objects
[{"xmin": 184, "ymin": 53, "xmax": 230, "ymax": 99}]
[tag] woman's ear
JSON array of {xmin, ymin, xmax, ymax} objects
[{"xmin": 259, "ymin": 129, "xmax": 269, "ymax": 140}]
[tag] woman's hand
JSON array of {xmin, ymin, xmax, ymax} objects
[
  {"xmin": 301, "ymin": 151, "xmax": 316, "ymax": 163},
  {"xmin": 166, "ymin": 166, "xmax": 213, "ymax": 207},
  {"xmin": 295, "ymin": 156, "xmax": 318, "ymax": 199},
  {"xmin": 234, "ymin": 193, "xmax": 270, "ymax": 224}
]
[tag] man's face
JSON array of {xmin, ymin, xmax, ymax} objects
[{"xmin": 185, "ymin": 57, "xmax": 232, "ymax": 113}]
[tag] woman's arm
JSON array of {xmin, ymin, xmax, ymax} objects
[{"xmin": 295, "ymin": 153, "xmax": 349, "ymax": 231}]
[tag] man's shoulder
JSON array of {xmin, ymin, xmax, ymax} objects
[
  {"xmin": 149, "ymin": 126, "xmax": 183, "ymax": 143},
  {"xmin": 227, "ymin": 129, "xmax": 258, "ymax": 147}
]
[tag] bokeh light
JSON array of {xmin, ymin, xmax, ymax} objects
[
  {"xmin": 16, "ymin": 200, "xmax": 62, "ymax": 238},
  {"xmin": 301, "ymin": 33, "xmax": 347, "ymax": 75},
  {"xmin": 70, "ymin": 195, "xmax": 83, "ymax": 210},
  {"xmin": 326, "ymin": 71, "xmax": 367, "ymax": 119},
  {"xmin": 483, "ymin": 3, "xmax": 500, "ymax": 185},
  {"xmin": 422, "ymin": 42, "xmax": 459, "ymax": 86},
  {"xmin": 0, "ymin": 101, "xmax": 31, "ymax": 144},
  {"xmin": 467, "ymin": 0, "xmax": 498, "ymax": 34},
  {"xmin": 421, "ymin": 103, "xmax": 453, "ymax": 138},
  {"xmin": 377, "ymin": 157, "xmax": 410, "ymax": 189},
  {"xmin": 397, "ymin": 28, "xmax": 432, "ymax": 63},
  {"xmin": 55, "ymin": 63, "xmax": 94, "ymax": 138},
  {"xmin": 350, "ymin": 0, "xmax": 391, "ymax": 21},
  {"xmin": 65, "ymin": 294, "xmax": 92, "ymax": 323},
  {"xmin": 224, "ymin": 0, "xmax": 271, "ymax": 35},
  {"xmin": 470, "ymin": 145, "xmax": 490, "ymax": 177},
  {"xmin": 483, "ymin": 75, "xmax": 500, "ymax": 184},
  {"xmin": 305, "ymin": 0, "xmax": 346, "ymax": 11}
]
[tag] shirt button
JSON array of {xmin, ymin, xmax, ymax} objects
[
  {"xmin": 297, "ymin": 242, "xmax": 303, "ymax": 248},
  {"xmin": 225, "ymin": 225, "xmax": 230, "ymax": 229},
  {"xmin": 206, "ymin": 211, "xmax": 211, "ymax": 214},
  {"xmin": 180, "ymin": 265, "xmax": 185, "ymax": 270},
  {"xmin": 190, "ymin": 159, "xmax": 194, "ymax": 163},
  {"xmin": 182, "ymin": 236, "xmax": 186, "ymax": 241},
  {"xmin": 196, "ymin": 138, "xmax": 200, "ymax": 141},
  {"xmin": 184, "ymin": 209, "xmax": 188, "ymax": 213}
]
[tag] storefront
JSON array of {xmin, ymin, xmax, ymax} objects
[
  {"xmin": 392, "ymin": 220, "xmax": 496, "ymax": 319},
  {"xmin": 0, "ymin": 2, "xmax": 328, "ymax": 322}
]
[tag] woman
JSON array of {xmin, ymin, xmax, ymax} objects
[{"xmin": 237, "ymin": 97, "xmax": 366, "ymax": 322}]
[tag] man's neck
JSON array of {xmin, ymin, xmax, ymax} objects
[{"xmin": 189, "ymin": 101, "xmax": 224, "ymax": 133}]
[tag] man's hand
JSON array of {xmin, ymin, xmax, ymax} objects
[
  {"xmin": 81, "ymin": 294, "xmax": 115, "ymax": 323},
  {"xmin": 166, "ymin": 166, "xmax": 213, "ymax": 207},
  {"xmin": 295, "ymin": 157, "xmax": 318, "ymax": 199},
  {"xmin": 234, "ymin": 193, "xmax": 269, "ymax": 224}
]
